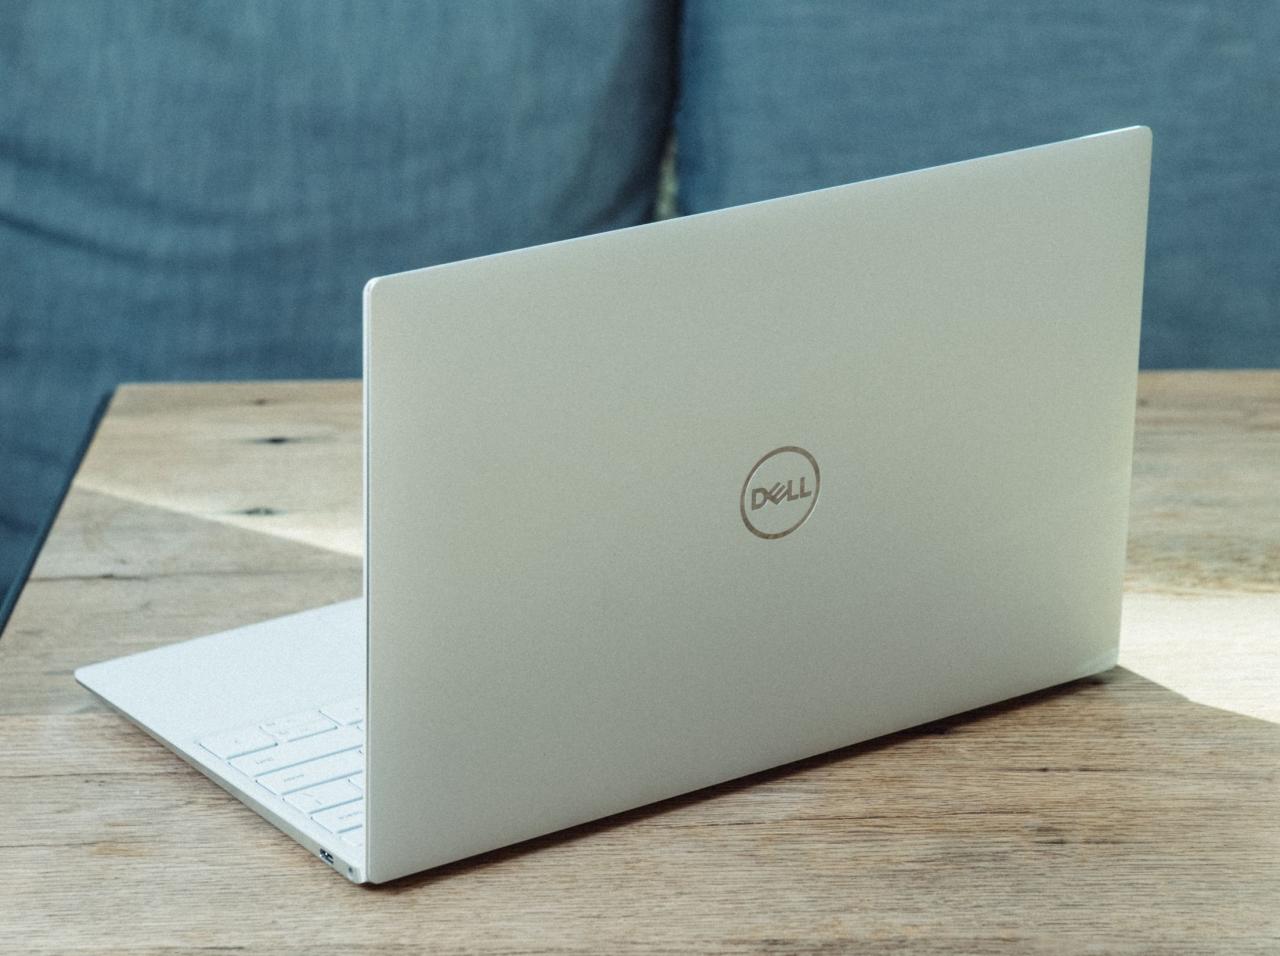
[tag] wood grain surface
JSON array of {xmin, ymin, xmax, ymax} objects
[{"xmin": 1, "ymin": 372, "xmax": 1277, "ymax": 954}]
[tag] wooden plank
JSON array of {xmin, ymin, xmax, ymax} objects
[
  {"xmin": 6, "ymin": 374, "xmax": 1276, "ymax": 718},
  {"xmin": 2, "ymin": 669, "xmax": 1277, "ymax": 954},
  {"xmin": 1128, "ymin": 371, "xmax": 1280, "ymax": 593},
  {"xmin": 0, "ymin": 372, "xmax": 1276, "ymax": 953},
  {"xmin": 74, "ymin": 380, "xmax": 363, "ymax": 557},
  {"xmin": 18, "ymin": 371, "xmax": 1280, "ymax": 598}
]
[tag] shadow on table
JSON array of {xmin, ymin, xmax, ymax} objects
[{"xmin": 376, "ymin": 665, "xmax": 1280, "ymax": 893}]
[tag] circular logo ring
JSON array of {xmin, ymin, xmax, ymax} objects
[{"xmin": 739, "ymin": 445, "xmax": 820, "ymax": 540}]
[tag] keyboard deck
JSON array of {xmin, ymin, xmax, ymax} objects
[{"xmin": 199, "ymin": 697, "xmax": 366, "ymax": 849}]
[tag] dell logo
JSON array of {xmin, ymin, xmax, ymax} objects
[
  {"xmin": 740, "ymin": 446, "xmax": 820, "ymax": 540},
  {"xmin": 750, "ymin": 477, "xmax": 813, "ymax": 511}
]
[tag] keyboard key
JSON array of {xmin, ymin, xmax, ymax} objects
[
  {"xmin": 347, "ymin": 773, "xmax": 364, "ymax": 791},
  {"xmin": 199, "ymin": 727, "xmax": 276, "ymax": 760},
  {"xmin": 260, "ymin": 711, "xmax": 337, "ymax": 741},
  {"xmin": 320, "ymin": 697, "xmax": 365, "ymax": 726},
  {"xmin": 314, "ymin": 800, "xmax": 365, "ymax": 834},
  {"xmin": 283, "ymin": 778, "xmax": 363, "ymax": 815},
  {"xmin": 230, "ymin": 725, "xmax": 362, "ymax": 778},
  {"xmin": 257, "ymin": 748, "xmax": 365, "ymax": 796},
  {"xmin": 340, "ymin": 826, "xmax": 365, "ymax": 848}
]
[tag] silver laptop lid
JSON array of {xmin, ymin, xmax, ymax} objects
[{"xmin": 363, "ymin": 127, "xmax": 1150, "ymax": 882}]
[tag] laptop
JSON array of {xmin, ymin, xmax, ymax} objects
[{"xmin": 75, "ymin": 127, "xmax": 1151, "ymax": 884}]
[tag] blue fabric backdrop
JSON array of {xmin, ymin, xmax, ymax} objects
[{"xmin": 1, "ymin": 0, "xmax": 1276, "ymax": 603}]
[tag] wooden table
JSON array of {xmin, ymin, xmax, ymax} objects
[{"xmin": 2, "ymin": 372, "xmax": 1277, "ymax": 954}]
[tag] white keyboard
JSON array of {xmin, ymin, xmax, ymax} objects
[{"xmin": 199, "ymin": 697, "xmax": 366, "ymax": 849}]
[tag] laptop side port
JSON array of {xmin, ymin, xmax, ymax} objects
[{"xmin": 319, "ymin": 848, "xmax": 335, "ymax": 865}]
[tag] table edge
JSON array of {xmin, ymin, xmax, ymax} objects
[{"xmin": 0, "ymin": 387, "xmax": 114, "ymax": 638}]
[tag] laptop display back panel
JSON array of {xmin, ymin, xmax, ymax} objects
[{"xmin": 363, "ymin": 129, "xmax": 1151, "ymax": 883}]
